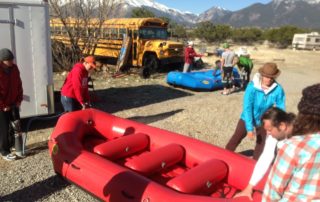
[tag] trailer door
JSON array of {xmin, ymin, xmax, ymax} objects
[
  {"xmin": 0, "ymin": 1, "xmax": 54, "ymax": 118},
  {"xmin": 0, "ymin": 4, "xmax": 15, "ymax": 52}
]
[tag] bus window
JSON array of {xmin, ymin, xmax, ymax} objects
[
  {"xmin": 79, "ymin": 27, "xmax": 87, "ymax": 37},
  {"xmin": 103, "ymin": 28, "xmax": 111, "ymax": 38},
  {"xmin": 139, "ymin": 27, "xmax": 167, "ymax": 40},
  {"xmin": 50, "ymin": 26, "xmax": 56, "ymax": 34},
  {"xmin": 111, "ymin": 28, "xmax": 118, "ymax": 39},
  {"xmin": 133, "ymin": 30, "xmax": 138, "ymax": 39},
  {"xmin": 127, "ymin": 30, "xmax": 132, "ymax": 38},
  {"xmin": 87, "ymin": 28, "xmax": 94, "ymax": 37},
  {"xmin": 71, "ymin": 26, "xmax": 75, "ymax": 34},
  {"xmin": 119, "ymin": 28, "xmax": 126, "ymax": 39},
  {"xmin": 61, "ymin": 27, "xmax": 68, "ymax": 35}
]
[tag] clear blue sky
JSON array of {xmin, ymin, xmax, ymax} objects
[{"xmin": 156, "ymin": 0, "xmax": 272, "ymax": 14}]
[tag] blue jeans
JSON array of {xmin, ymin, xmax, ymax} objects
[{"xmin": 60, "ymin": 95, "xmax": 81, "ymax": 112}]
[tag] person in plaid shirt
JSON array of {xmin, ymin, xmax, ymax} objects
[
  {"xmin": 263, "ymin": 83, "xmax": 320, "ymax": 201},
  {"xmin": 234, "ymin": 107, "xmax": 295, "ymax": 200}
]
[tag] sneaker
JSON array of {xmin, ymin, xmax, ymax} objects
[
  {"xmin": 231, "ymin": 87, "xmax": 236, "ymax": 93},
  {"xmin": 15, "ymin": 152, "xmax": 26, "ymax": 159},
  {"xmin": 221, "ymin": 91, "xmax": 230, "ymax": 95},
  {"xmin": 1, "ymin": 153, "xmax": 17, "ymax": 161}
]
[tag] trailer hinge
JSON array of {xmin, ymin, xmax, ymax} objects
[{"xmin": 0, "ymin": 20, "xmax": 15, "ymax": 24}]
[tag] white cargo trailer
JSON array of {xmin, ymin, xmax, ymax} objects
[
  {"xmin": 0, "ymin": 0, "xmax": 54, "ymax": 118},
  {"xmin": 292, "ymin": 32, "xmax": 320, "ymax": 50}
]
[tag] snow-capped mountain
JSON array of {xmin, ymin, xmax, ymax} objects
[
  {"xmin": 273, "ymin": 0, "xmax": 320, "ymax": 5},
  {"xmin": 197, "ymin": 6, "xmax": 231, "ymax": 23},
  {"xmin": 113, "ymin": 0, "xmax": 199, "ymax": 24},
  {"xmin": 56, "ymin": 0, "xmax": 320, "ymax": 28},
  {"xmin": 216, "ymin": 0, "xmax": 320, "ymax": 28},
  {"xmin": 112, "ymin": 0, "xmax": 320, "ymax": 28},
  {"xmin": 118, "ymin": 0, "xmax": 187, "ymax": 15}
]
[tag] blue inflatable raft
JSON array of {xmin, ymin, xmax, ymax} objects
[{"xmin": 166, "ymin": 68, "xmax": 241, "ymax": 91}]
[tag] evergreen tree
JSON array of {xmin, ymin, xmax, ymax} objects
[{"xmin": 131, "ymin": 8, "xmax": 155, "ymax": 18}]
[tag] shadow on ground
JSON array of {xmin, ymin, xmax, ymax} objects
[
  {"xmin": 24, "ymin": 141, "xmax": 50, "ymax": 157},
  {"xmin": 1, "ymin": 175, "xmax": 69, "ymax": 202},
  {"xmin": 128, "ymin": 109, "xmax": 184, "ymax": 124},
  {"xmin": 91, "ymin": 84, "xmax": 193, "ymax": 113},
  {"xmin": 22, "ymin": 85, "xmax": 192, "ymax": 132},
  {"xmin": 239, "ymin": 149, "xmax": 254, "ymax": 157}
]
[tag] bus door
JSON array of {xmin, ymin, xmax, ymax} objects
[{"xmin": 131, "ymin": 29, "xmax": 140, "ymax": 67}]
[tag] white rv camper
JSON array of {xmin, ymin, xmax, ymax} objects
[
  {"xmin": 292, "ymin": 32, "xmax": 320, "ymax": 50},
  {"xmin": 0, "ymin": 0, "xmax": 54, "ymax": 118}
]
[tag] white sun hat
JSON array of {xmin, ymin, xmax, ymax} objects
[
  {"xmin": 187, "ymin": 41, "xmax": 194, "ymax": 46},
  {"xmin": 236, "ymin": 47, "xmax": 249, "ymax": 56}
]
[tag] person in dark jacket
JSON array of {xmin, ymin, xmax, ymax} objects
[
  {"xmin": 60, "ymin": 56, "xmax": 96, "ymax": 112},
  {"xmin": 225, "ymin": 62, "xmax": 286, "ymax": 160},
  {"xmin": 0, "ymin": 48, "xmax": 23, "ymax": 161}
]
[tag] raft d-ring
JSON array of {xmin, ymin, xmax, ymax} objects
[
  {"xmin": 206, "ymin": 180, "xmax": 212, "ymax": 188},
  {"xmin": 161, "ymin": 161, "xmax": 166, "ymax": 168},
  {"xmin": 142, "ymin": 198, "xmax": 150, "ymax": 202},
  {"xmin": 52, "ymin": 143, "xmax": 59, "ymax": 155},
  {"xmin": 87, "ymin": 119, "xmax": 93, "ymax": 125},
  {"xmin": 202, "ymin": 80, "xmax": 209, "ymax": 85}
]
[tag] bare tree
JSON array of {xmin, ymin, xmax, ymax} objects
[{"xmin": 49, "ymin": 0, "xmax": 120, "ymax": 71}]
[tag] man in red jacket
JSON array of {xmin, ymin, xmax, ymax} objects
[
  {"xmin": 61, "ymin": 56, "xmax": 96, "ymax": 112},
  {"xmin": 0, "ymin": 48, "xmax": 23, "ymax": 161},
  {"xmin": 183, "ymin": 41, "xmax": 202, "ymax": 73}
]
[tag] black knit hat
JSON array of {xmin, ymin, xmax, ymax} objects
[
  {"xmin": 0, "ymin": 48, "xmax": 14, "ymax": 61},
  {"xmin": 298, "ymin": 83, "xmax": 320, "ymax": 116}
]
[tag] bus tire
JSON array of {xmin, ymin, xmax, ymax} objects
[
  {"xmin": 139, "ymin": 66, "xmax": 151, "ymax": 79},
  {"xmin": 143, "ymin": 54, "xmax": 159, "ymax": 74}
]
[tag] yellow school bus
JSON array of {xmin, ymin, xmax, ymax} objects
[{"xmin": 50, "ymin": 17, "xmax": 184, "ymax": 77}]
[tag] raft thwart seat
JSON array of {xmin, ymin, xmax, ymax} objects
[
  {"xmin": 167, "ymin": 159, "xmax": 228, "ymax": 194},
  {"xmin": 125, "ymin": 143, "xmax": 185, "ymax": 176},
  {"xmin": 93, "ymin": 133, "xmax": 149, "ymax": 160}
]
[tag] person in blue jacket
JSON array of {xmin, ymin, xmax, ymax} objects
[{"xmin": 225, "ymin": 62, "xmax": 286, "ymax": 160}]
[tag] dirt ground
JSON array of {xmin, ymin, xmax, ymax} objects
[{"xmin": 0, "ymin": 45, "xmax": 319, "ymax": 201}]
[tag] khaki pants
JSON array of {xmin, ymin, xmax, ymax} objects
[{"xmin": 183, "ymin": 63, "xmax": 193, "ymax": 73}]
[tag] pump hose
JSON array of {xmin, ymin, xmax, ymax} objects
[{"xmin": 22, "ymin": 112, "xmax": 66, "ymax": 155}]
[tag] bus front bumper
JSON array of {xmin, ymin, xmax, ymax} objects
[{"xmin": 160, "ymin": 56, "xmax": 184, "ymax": 65}]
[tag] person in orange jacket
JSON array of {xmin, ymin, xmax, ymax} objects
[{"xmin": 60, "ymin": 56, "xmax": 96, "ymax": 112}]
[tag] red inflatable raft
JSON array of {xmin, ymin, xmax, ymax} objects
[{"xmin": 48, "ymin": 109, "xmax": 266, "ymax": 201}]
